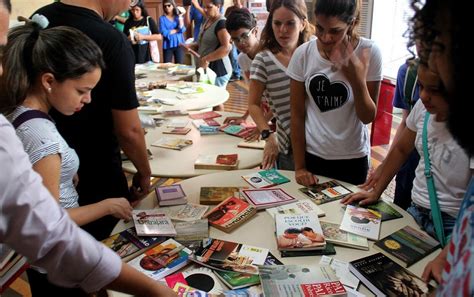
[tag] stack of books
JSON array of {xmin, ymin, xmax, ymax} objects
[
  {"xmin": 131, "ymin": 209, "xmax": 177, "ymax": 237},
  {"xmin": 155, "ymin": 185, "xmax": 187, "ymax": 206},
  {"xmin": 0, "ymin": 246, "xmax": 28, "ymax": 293}
]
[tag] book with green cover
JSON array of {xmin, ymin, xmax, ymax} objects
[
  {"xmin": 280, "ymin": 242, "xmax": 336, "ymax": 257},
  {"xmin": 365, "ymin": 200, "xmax": 403, "ymax": 222},
  {"xmin": 374, "ymin": 225, "xmax": 440, "ymax": 267}
]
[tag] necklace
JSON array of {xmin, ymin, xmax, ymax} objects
[{"xmin": 322, "ymin": 48, "xmax": 338, "ymax": 72}]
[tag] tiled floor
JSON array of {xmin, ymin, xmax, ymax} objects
[{"xmin": 4, "ymin": 80, "xmax": 399, "ymax": 297}]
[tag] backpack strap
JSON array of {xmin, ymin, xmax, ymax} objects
[
  {"xmin": 422, "ymin": 111, "xmax": 447, "ymax": 247},
  {"xmin": 12, "ymin": 110, "xmax": 53, "ymax": 129},
  {"xmin": 403, "ymin": 60, "xmax": 419, "ymax": 110}
]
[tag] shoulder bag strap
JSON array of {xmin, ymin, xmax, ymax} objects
[
  {"xmin": 422, "ymin": 111, "xmax": 447, "ymax": 247},
  {"xmin": 12, "ymin": 110, "xmax": 53, "ymax": 129},
  {"xmin": 404, "ymin": 61, "xmax": 419, "ymax": 111}
]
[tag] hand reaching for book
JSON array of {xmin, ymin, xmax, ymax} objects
[
  {"xmin": 102, "ymin": 198, "xmax": 133, "ymax": 220},
  {"xmin": 422, "ymin": 246, "xmax": 448, "ymax": 283},
  {"xmin": 295, "ymin": 168, "xmax": 318, "ymax": 186},
  {"xmin": 341, "ymin": 190, "xmax": 380, "ymax": 206},
  {"xmin": 359, "ymin": 164, "xmax": 383, "ymax": 191}
]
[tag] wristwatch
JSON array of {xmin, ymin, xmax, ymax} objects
[{"xmin": 261, "ymin": 129, "xmax": 272, "ymax": 140}]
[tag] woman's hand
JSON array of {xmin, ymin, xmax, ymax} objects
[
  {"xmin": 359, "ymin": 164, "xmax": 383, "ymax": 191},
  {"xmin": 341, "ymin": 189, "xmax": 380, "ymax": 206},
  {"xmin": 224, "ymin": 116, "xmax": 245, "ymax": 125},
  {"xmin": 339, "ymin": 45, "xmax": 370, "ymax": 85},
  {"xmin": 261, "ymin": 134, "xmax": 278, "ymax": 169},
  {"xmin": 102, "ymin": 198, "xmax": 133, "ymax": 220},
  {"xmin": 422, "ymin": 247, "xmax": 448, "ymax": 283},
  {"xmin": 199, "ymin": 56, "xmax": 209, "ymax": 69},
  {"xmin": 295, "ymin": 168, "xmax": 318, "ymax": 186}
]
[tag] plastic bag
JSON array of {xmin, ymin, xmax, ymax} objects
[{"xmin": 196, "ymin": 67, "xmax": 216, "ymax": 85}]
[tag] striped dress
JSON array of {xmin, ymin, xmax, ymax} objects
[
  {"xmin": 8, "ymin": 106, "xmax": 80, "ymax": 209},
  {"xmin": 250, "ymin": 50, "xmax": 291, "ymax": 155}
]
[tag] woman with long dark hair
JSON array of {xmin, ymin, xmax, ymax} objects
[{"xmin": 159, "ymin": 0, "xmax": 186, "ymax": 63}]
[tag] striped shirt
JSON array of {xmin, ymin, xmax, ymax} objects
[
  {"xmin": 250, "ymin": 50, "xmax": 291, "ymax": 155},
  {"xmin": 8, "ymin": 106, "xmax": 80, "ymax": 209}
]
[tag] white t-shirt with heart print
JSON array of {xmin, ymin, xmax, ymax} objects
[{"xmin": 287, "ymin": 38, "xmax": 383, "ymax": 160}]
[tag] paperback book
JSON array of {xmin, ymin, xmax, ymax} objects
[
  {"xmin": 199, "ymin": 186, "xmax": 243, "ymax": 205},
  {"xmin": 275, "ymin": 213, "xmax": 326, "ymax": 251},
  {"xmin": 374, "ymin": 225, "xmax": 440, "ymax": 267},
  {"xmin": 204, "ymin": 196, "xmax": 256, "ymax": 233},
  {"xmin": 192, "ymin": 238, "xmax": 269, "ymax": 275},
  {"xmin": 162, "ymin": 109, "xmax": 188, "ymax": 117},
  {"xmin": 258, "ymin": 265, "xmax": 346, "ymax": 297},
  {"xmin": 162, "ymin": 127, "xmax": 191, "ymax": 135},
  {"xmin": 158, "ymin": 203, "xmax": 209, "ymax": 222},
  {"xmin": 155, "ymin": 184, "xmax": 187, "ymax": 206},
  {"xmin": 102, "ymin": 227, "xmax": 166, "ymax": 261},
  {"xmin": 349, "ymin": 253, "xmax": 434, "ymax": 296},
  {"xmin": 194, "ymin": 154, "xmax": 239, "ymax": 170},
  {"xmin": 132, "ymin": 209, "xmax": 177, "ymax": 237},
  {"xmin": 220, "ymin": 124, "xmax": 252, "ymax": 138},
  {"xmin": 188, "ymin": 111, "xmax": 222, "ymax": 120},
  {"xmin": 365, "ymin": 200, "xmax": 403, "ymax": 222},
  {"xmin": 241, "ymin": 188, "xmax": 297, "ymax": 210},
  {"xmin": 242, "ymin": 169, "xmax": 290, "ymax": 188},
  {"xmin": 128, "ymin": 238, "xmax": 192, "ymax": 280},
  {"xmin": 265, "ymin": 199, "xmax": 325, "ymax": 218},
  {"xmin": 166, "ymin": 268, "xmax": 224, "ymax": 295},
  {"xmin": 320, "ymin": 221, "xmax": 369, "ymax": 250},
  {"xmin": 340, "ymin": 205, "xmax": 381, "ymax": 240},
  {"xmin": 151, "ymin": 137, "xmax": 193, "ymax": 150},
  {"xmin": 280, "ymin": 242, "xmax": 336, "ymax": 258},
  {"xmin": 299, "ymin": 180, "xmax": 352, "ymax": 205},
  {"xmin": 166, "ymin": 118, "xmax": 190, "ymax": 128},
  {"xmin": 173, "ymin": 219, "xmax": 209, "ymax": 245},
  {"xmin": 237, "ymin": 140, "xmax": 265, "ymax": 150}
]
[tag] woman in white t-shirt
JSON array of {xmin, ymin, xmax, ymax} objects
[
  {"xmin": 342, "ymin": 63, "xmax": 470, "ymax": 238},
  {"xmin": 287, "ymin": 0, "xmax": 382, "ymax": 185}
]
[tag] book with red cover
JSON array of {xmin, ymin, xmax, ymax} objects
[
  {"xmin": 189, "ymin": 111, "xmax": 222, "ymax": 120},
  {"xmin": 194, "ymin": 154, "xmax": 239, "ymax": 170},
  {"xmin": 204, "ymin": 196, "xmax": 256, "ymax": 233}
]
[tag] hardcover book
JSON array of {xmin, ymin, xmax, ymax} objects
[
  {"xmin": 102, "ymin": 227, "xmax": 166, "ymax": 261},
  {"xmin": 265, "ymin": 199, "xmax": 325, "ymax": 218},
  {"xmin": 188, "ymin": 111, "xmax": 222, "ymax": 120},
  {"xmin": 340, "ymin": 205, "xmax": 381, "ymax": 240},
  {"xmin": 199, "ymin": 186, "xmax": 243, "ymax": 205},
  {"xmin": 349, "ymin": 253, "xmax": 434, "ymax": 297},
  {"xmin": 151, "ymin": 137, "xmax": 193, "ymax": 150},
  {"xmin": 275, "ymin": 213, "xmax": 326, "ymax": 251},
  {"xmin": 237, "ymin": 140, "xmax": 266, "ymax": 150},
  {"xmin": 299, "ymin": 180, "xmax": 352, "ymax": 205},
  {"xmin": 374, "ymin": 225, "xmax": 440, "ymax": 267},
  {"xmin": 192, "ymin": 238, "xmax": 269, "ymax": 275},
  {"xmin": 259, "ymin": 265, "xmax": 346, "ymax": 297},
  {"xmin": 162, "ymin": 127, "xmax": 191, "ymax": 135},
  {"xmin": 128, "ymin": 238, "xmax": 192, "ymax": 281},
  {"xmin": 242, "ymin": 169, "xmax": 290, "ymax": 188},
  {"xmin": 155, "ymin": 184, "xmax": 187, "ymax": 206},
  {"xmin": 132, "ymin": 210, "xmax": 177, "ymax": 237},
  {"xmin": 241, "ymin": 188, "xmax": 297, "ymax": 210},
  {"xmin": 194, "ymin": 154, "xmax": 239, "ymax": 170},
  {"xmin": 365, "ymin": 200, "xmax": 403, "ymax": 222},
  {"xmin": 204, "ymin": 196, "xmax": 256, "ymax": 233},
  {"xmin": 320, "ymin": 221, "xmax": 369, "ymax": 250}
]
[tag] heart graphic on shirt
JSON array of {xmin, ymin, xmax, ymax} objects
[{"xmin": 308, "ymin": 73, "xmax": 349, "ymax": 112}]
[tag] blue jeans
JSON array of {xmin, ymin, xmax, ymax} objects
[
  {"xmin": 229, "ymin": 44, "xmax": 240, "ymax": 78},
  {"xmin": 407, "ymin": 202, "xmax": 457, "ymax": 239},
  {"xmin": 163, "ymin": 47, "xmax": 184, "ymax": 64},
  {"xmin": 215, "ymin": 73, "xmax": 231, "ymax": 89}
]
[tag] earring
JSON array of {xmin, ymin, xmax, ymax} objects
[{"xmin": 47, "ymin": 88, "xmax": 52, "ymax": 93}]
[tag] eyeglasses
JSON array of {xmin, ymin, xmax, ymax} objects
[{"xmin": 231, "ymin": 28, "xmax": 255, "ymax": 44}]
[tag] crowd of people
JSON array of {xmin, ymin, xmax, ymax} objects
[{"xmin": 0, "ymin": 0, "xmax": 471, "ymax": 296}]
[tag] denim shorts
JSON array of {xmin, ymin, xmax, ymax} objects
[{"xmin": 406, "ymin": 202, "xmax": 457, "ymax": 239}]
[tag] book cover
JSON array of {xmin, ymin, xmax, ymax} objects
[
  {"xmin": 102, "ymin": 227, "xmax": 166, "ymax": 260},
  {"xmin": 259, "ymin": 265, "xmax": 346, "ymax": 297},
  {"xmin": 182, "ymin": 268, "xmax": 224, "ymax": 294},
  {"xmin": 199, "ymin": 186, "xmax": 243, "ymax": 205},
  {"xmin": 299, "ymin": 180, "xmax": 352, "ymax": 205},
  {"xmin": 366, "ymin": 200, "xmax": 403, "ymax": 222},
  {"xmin": 166, "ymin": 118, "xmax": 190, "ymax": 128},
  {"xmin": 224, "ymin": 285, "xmax": 263, "ymax": 296},
  {"xmin": 237, "ymin": 140, "xmax": 266, "ymax": 150},
  {"xmin": 159, "ymin": 203, "xmax": 209, "ymax": 222},
  {"xmin": 162, "ymin": 127, "xmax": 191, "ymax": 135},
  {"xmin": 374, "ymin": 225, "xmax": 440, "ymax": 267},
  {"xmin": 204, "ymin": 118, "xmax": 220, "ymax": 127},
  {"xmin": 194, "ymin": 154, "xmax": 239, "ymax": 170},
  {"xmin": 280, "ymin": 242, "xmax": 336, "ymax": 258},
  {"xmin": 340, "ymin": 205, "xmax": 381, "ymax": 240},
  {"xmin": 174, "ymin": 219, "xmax": 209, "ymax": 244},
  {"xmin": 204, "ymin": 196, "xmax": 256, "ymax": 233},
  {"xmin": 0, "ymin": 246, "xmax": 15, "ymax": 271},
  {"xmin": 128, "ymin": 239, "xmax": 192, "ymax": 281},
  {"xmin": 265, "ymin": 199, "xmax": 325, "ymax": 218},
  {"xmin": 349, "ymin": 253, "xmax": 434, "ymax": 296},
  {"xmin": 221, "ymin": 124, "xmax": 252, "ymax": 138},
  {"xmin": 163, "ymin": 109, "xmax": 188, "ymax": 117},
  {"xmin": 242, "ymin": 169, "xmax": 290, "ymax": 188},
  {"xmin": 241, "ymin": 188, "xmax": 297, "ymax": 210},
  {"xmin": 155, "ymin": 184, "xmax": 186, "ymax": 202},
  {"xmin": 132, "ymin": 210, "xmax": 177, "ymax": 237},
  {"xmin": 151, "ymin": 137, "xmax": 193, "ymax": 150},
  {"xmin": 188, "ymin": 111, "xmax": 222, "ymax": 120},
  {"xmin": 275, "ymin": 213, "xmax": 326, "ymax": 251},
  {"xmin": 320, "ymin": 221, "xmax": 369, "ymax": 250},
  {"xmin": 192, "ymin": 238, "xmax": 269, "ymax": 275}
]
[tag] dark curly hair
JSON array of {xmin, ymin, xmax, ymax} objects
[
  {"xmin": 408, "ymin": 0, "xmax": 471, "ymax": 155},
  {"xmin": 225, "ymin": 8, "xmax": 256, "ymax": 32}
]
